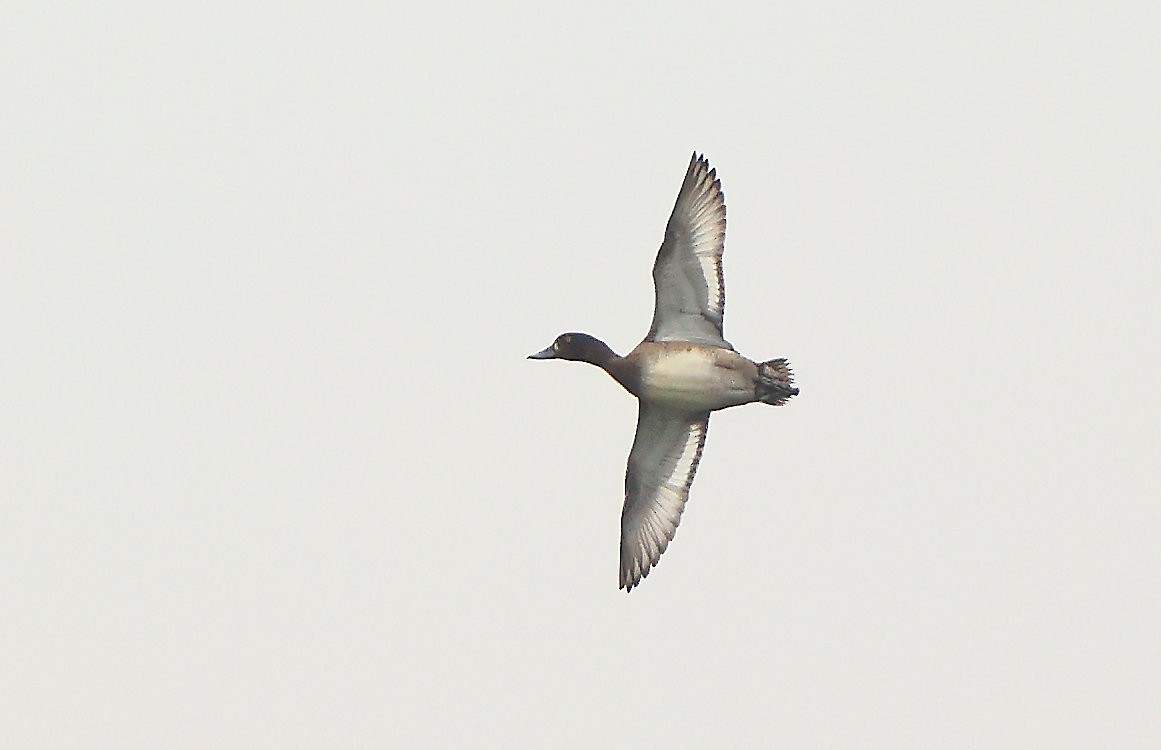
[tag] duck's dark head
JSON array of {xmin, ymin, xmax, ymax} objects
[{"xmin": 527, "ymin": 332, "xmax": 617, "ymax": 366}]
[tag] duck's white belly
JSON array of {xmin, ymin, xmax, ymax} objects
[{"xmin": 637, "ymin": 347, "xmax": 755, "ymax": 412}]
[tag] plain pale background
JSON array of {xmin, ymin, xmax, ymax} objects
[{"xmin": 3, "ymin": 2, "xmax": 1159, "ymax": 747}]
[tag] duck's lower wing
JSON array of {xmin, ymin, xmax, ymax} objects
[{"xmin": 620, "ymin": 403, "xmax": 710, "ymax": 591}]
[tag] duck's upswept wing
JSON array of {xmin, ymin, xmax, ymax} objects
[
  {"xmin": 620, "ymin": 403, "xmax": 710, "ymax": 591},
  {"xmin": 647, "ymin": 152, "xmax": 730, "ymax": 348}
]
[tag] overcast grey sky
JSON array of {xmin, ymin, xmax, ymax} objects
[{"xmin": 3, "ymin": 2, "xmax": 1159, "ymax": 747}]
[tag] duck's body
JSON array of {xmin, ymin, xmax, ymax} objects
[
  {"xmin": 529, "ymin": 153, "xmax": 798, "ymax": 591},
  {"xmin": 594, "ymin": 341, "xmax": 789, "ymax": 412}
]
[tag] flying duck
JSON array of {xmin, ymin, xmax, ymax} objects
[{"xmin": 529, "ymin": 153, "xmax": 798, "ymax": 591}]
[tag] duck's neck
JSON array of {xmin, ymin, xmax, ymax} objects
[
  {"xmin": 579, "ymin": 338, "xmax": 618, "ymax": 369},
  {"xmin": 583, "ymin": 342, "xmax": 637, "ymax": 395}
]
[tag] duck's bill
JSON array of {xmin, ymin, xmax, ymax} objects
[{"xmin": 527, "ymin": 346, "xmax": 557, "ymax": 360}]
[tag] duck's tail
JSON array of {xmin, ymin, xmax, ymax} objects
[{"xmin": 756, "ymin": 358, "xmax": 799, "ymax": 406}]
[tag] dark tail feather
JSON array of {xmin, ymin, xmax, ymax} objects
[{"xmin": 757, "ymin": 358, "xmax": 799, "ymax": 406}]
